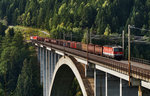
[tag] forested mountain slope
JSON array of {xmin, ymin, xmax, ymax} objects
[
  {"xmin": 0, "ymin": 1, "xmax": 150, "ymax": 95},
  {"xmin": 0, "ymin": 25, "xmax": 42, "ymax": 96},
  {"xmin": 0, "ymin": 0, "xmax": 150, "ymax": 60},
  {"xmin": 0, "ymin": 0, "xmax": 150, "ymax": 36}
]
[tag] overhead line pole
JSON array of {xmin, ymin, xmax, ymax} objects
[
  {"xmin": 85, "ymin": 28, "xmax": 89, "ymax": 77},
  {"xmin": 87, "ymin": 28, "xmax": 89, "ymax": 65},
  {"xmin": 90, "ymin": 29, "xmax": 92, "ymax": 44},
  {"xmin": 122, "ymin": 30, "xmax": 124, "ymax": 58},
  {"xmin": 128, "ymin": 25, "xmax": 131, "ymax": 86},
  {"xmin": 63, "ymin": 33, "xmax": 65, "ymax": 58},
  {"xmin": 71, "ymin": 32, "xmax": 72, "ymax": 41}
]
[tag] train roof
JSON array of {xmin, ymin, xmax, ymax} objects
[{"xmin": 103, "ymin": 45, "xmax": 122, "ymax": 48}]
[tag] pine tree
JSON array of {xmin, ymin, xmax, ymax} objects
[
  {"xmin": 14, "ymin": 58, "xmax": 41, "ymax": 96},
  {"xmin": 0, "ymin": 22, "xmax": 7, "ymax": 36},
  {"xmin": 14, "ymin": 59, "xmax": 32, "ymax": 96}
]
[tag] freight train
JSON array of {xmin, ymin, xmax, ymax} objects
[{"xmin": 30, "ymin": 36, "xmax": 123, "ymax": 60}]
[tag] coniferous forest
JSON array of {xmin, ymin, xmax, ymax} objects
[
  {"xmin": 0, "ymin": 0, "xmax": 150, "ymax": 96},
  {"xmin": 1, "ymin": 0, "xmax": 150, "ymax": 59},
  {"xmin": 0, "ymin": 0, "xmax": 150, "ymax": 37},
  {"xmin": 0, "ymin": 23, "xmax": 42, "ymax": 96}
]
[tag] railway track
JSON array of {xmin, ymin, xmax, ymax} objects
[{"xmin": 32, "ymin": 40, "xmax": 150, "ymax": 82}]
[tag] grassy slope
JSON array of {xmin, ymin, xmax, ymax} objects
[{"xmin": 12, "ymin": 26, "xmax": 50, "ymax": 40}]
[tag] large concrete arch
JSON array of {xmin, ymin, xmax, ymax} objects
[{"xmin": 49, "ymin": 56, "xmax": 94, "ymax": 96}]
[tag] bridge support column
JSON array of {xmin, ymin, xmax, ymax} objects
[
  {"xmin": 38, "ymin": 47, "xmax": 40, "ymax": 62},
  {"xmin": 107, "ymin": 74, "xmax": 120, "ymax": 96},
  {"xmin": 94, "ymin": 70, "xmax": 105, "ymax": 96},
  {"xmin": 38, "ymin": 47, "xmax": 42, "ymax": 85},
  {"xmin": 55, "ymin": 53, "xmax": 58, "ymax": 64},
  {"xmin": 40, "ymin": 47, "xmax": 43, "ymax": 84},
  {"xmin": 86, "ymin": 63, "xmax": 95, "ymax": 78},
  {"xmin": 120, "ymin": 79, "xmax": 122, "ymax": 96},
  {"xmin": 51, "ymin": 51, "xmax": 54, "ymax": 77},
  {"xmin": 122, "ymin": 80, "xmax": 138, "ymax": 96},
  {"xmin": 47, "ymin": 50, "xmax": 50, "ymax": 96},
  {"xmin": 104, "ymin": 73, "xmax": 139, "ymax": 96},
  {"xmin": 54, "ymin": 52, "xmax": 57, "ymax": 67},
  {"xmin": 50, "ymin": 51, "xmax": 56, "ymax": 78},
  {"xmin": 105, "ymin": 73, "xmax": 108, "ymax": 96},
  {"xmin": 46, "ymin": 49, "xmax": 49, "ymax": 96},
  {"xmin": 45, "ymin": 49, "xmax": 47, "ymax": 96},
  {"xmin": 55, "ymin": 53, "xmax": 61, "ymax": 64},
  {"xmin": 43, "ymin": 48, "xmax": 46, "ymax": 96},
  {"xmin": 49, "ymin": 51, "xmax": 52, "ymax": 86}
]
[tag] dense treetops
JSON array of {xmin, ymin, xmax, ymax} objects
[
  {"xmin": 0, "ymin": 0, "xmax": 150, "ymax": 37},
  {"xmin": 0, "ymin": 25, "xmax": 42, "ymax": 96},
  {"xmin": 1, "ymin": 0, "xmax": 149, "ymax": 59},
  {"xmin": 0, "ymin": 0, "xmax": 150, "ymax": 95}
]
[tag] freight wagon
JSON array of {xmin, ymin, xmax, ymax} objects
[{"xmin": 30, "ymin": 36, "xmax": 123, "ymax": 60}]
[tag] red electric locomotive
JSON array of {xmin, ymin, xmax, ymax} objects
[
  {"xmin": 30, "ymin": 36, "xmax": 38, "ymax": 40},
  {"xmin": 103, "ymin": 45, "xmax": 123, "ymax": 59},
  {"xmin": 30, "ymin": 36, "xmax": 44, "ymax": 41}
]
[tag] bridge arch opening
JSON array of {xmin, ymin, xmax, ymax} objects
[
  {"xmin": 51, "ymin": 64, "xmax": 82, "ymax": 96},
  {"xmin": 49, "ymin": 56, "xmax": 89, "ymax": 96}
]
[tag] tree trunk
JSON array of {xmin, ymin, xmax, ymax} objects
[{"xmin": 4, "ymin": 73, "xmax": 7, "ymax": 96}]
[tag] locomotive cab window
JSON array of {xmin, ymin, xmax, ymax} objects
[{"xmin": 114, "ymin": 48, "xmax": 122, "ymax": 52}]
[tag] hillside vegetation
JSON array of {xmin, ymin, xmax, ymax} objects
[
  {"xmin": 0, "ymin": 24, "xmax": 42, "ymax": 96},
  {"xmin": 0, "ymin": 0, "xmax": 150, "ymax": 59},
  {"xmin": 13, "ymin": 26, "xmax": 50, "ymax": 40},
  {"xmin": 0, "ymin": 0, "xmax": 150, "ymax": 95},
  {"xmin": 0, "ymin": 0, "xmax": 150, "ymax": 37}
]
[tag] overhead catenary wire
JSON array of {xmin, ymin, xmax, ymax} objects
[{"xmin": 130, "ymin": 26, "xmax": 150, "ymax": 32}]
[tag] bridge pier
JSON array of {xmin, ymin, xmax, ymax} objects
[
  {"xmin": 45, "ymin": 50, "xmax": 62, "ymax": 96},
  {"xmin": 94, "ymin": 69, "xmax": 140, "ymax": 96},
  {"xmin": 47, "ymin": 50, "xmax": 50, "ymax": 96},
  {"xmin": 94, "ymin": 70, "xmax": 105, "ymax": 96},
  {"xmin": 46, "ymin": 49, "xmax": 49, "ymax": 96},
  {"xmin": 120, "ymin": 79, "xmax": 122, "ymax": 96},
  {"xmin": 51, "ymin": 51, "xmax": 55, "ymax": 75},
  {"xmin": 49, "ymin": 51, "xmax": 52, "ymax": 85},
  {"xmin": 39, "ymin": 47, "xmax": 43, "ymax": 84},
  {"xmin": 39, "ymin": 47, "xmax": 58, "ymax": 96},
  {"xmin": 107, "ymin": 73, "xmax": 120, "ymax": 96},
  {"xmin": 38, "ymin": 46, "xmax": 40, "ymax": 63},
  {"xmin": 43, "ymin": 48, "xmax": 46, "ymax": 96},
  {"xmin": 122, "ymin": 80, "xmax": 138, "ymax": 96}
]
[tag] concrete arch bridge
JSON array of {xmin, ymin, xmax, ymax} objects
[{"xmin": 33, "ymin": 40, "xmax": 150, "ymax": 96}]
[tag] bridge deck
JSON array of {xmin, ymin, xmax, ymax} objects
[
  {"xmin": 32, "ymin": 40, "xmax": 150, "ymax": 82},
  {"xmin": 121, "ymin": 60, "xmax": 150, "ymax": 71}
]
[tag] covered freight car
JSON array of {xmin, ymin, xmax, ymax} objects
[
  {"xmin": 76, "ymin": 42, "xmax": 82, "ymax": 50},
  {"xmin": 82, "ymin": 43, "xmax": 88, "ymax": 52},
  {"xmin": 70, "ymin": 41, "xmax": 77, "ymax": 49},
  {"xmin": 44, "ymin": 38, "xmax": 51, "ymax": 43},
  {"xmin": 95, "ymin": 45, "xmax": 103, "ymax": 55},
  {"xmin": 88, "ymin": 44, "xmax": 95, "ymax": 54}
]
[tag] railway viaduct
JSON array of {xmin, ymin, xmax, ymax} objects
[{"xmin": 32, "ymin": 40, "xmax": 150, "ymax": 96}]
